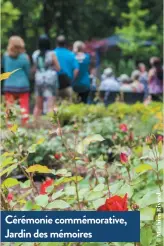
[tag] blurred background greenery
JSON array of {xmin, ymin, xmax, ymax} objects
[{"xmin": 1, "ymin": 0, "xmax": 163, "ymax": 70}]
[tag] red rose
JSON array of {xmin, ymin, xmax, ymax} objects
[
  {"xmin": 157, "ymin": 135, "xmax": 163, "ymax": 143},
  {"xmin": 7, "ymin": 193, "xmax": 13, "ymax": 202},
  {"xmin": 40, "ymin": 178, "xmax": 53, "ymax": 194},
  {"xmin": 97, "ymin": 194, "xmax": 128, "ymax": 211},
  {"xmin": 119, "ymin": 124, "xmax": 128, "ymax": 132},
  {"xmin": 54, "ymin": 153, "xmax": 62, "ymax": 160},
  {"xmin": 120, "ymin": 152, "xmax": 128, "ymax": 164}
]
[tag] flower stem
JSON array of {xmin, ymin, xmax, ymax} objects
[
  {"xmin": 0, "ymin": 191, "xmax": 11, "ymax": 211},
  {"xmin": 126, "ymin": 166, "xmax": 131, "ymax": 182},
  {"xmin": 152, "ymin": 145, "xmax": 162, "ymax": 192},
  {"xmin": 74, "ymin": 161, "xmax": 81, "ymax": 211},
  {"xmin": 105, "ymin": 165, "xmax": 110, "ymax": 195}
]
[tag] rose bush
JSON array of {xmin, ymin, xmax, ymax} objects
[{"xmin": 0, "ymin": 101, "xmax": 163, "ymax": 246}]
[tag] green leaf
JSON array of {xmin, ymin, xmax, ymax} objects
[
  {"xmin": 32, "ymin": 204, "xmax": 41, "ymax": 211},
  {"xmin": 83, "ymin": 243, "xmax": 107, "ymax": 246},
  {"xmin": 54, "ymin": 176, "xmax": 83, "ymax": 186},
  {"xmin": 26, "ymin": 164, "xmax": 51, "ymax": 173},
  {"xmin": 46, "ymin": 185, "xmax": 54, "ymax": 193},
  {"xmin": 141, "ymin": 226, "xmax": 153, "ymax": 246},
  {"xmin": 140, "ymin": 207, "xmax": 156, "ymax": 220},
  {"xmin": 135, "ymin": 164, "xmax": 153, "ymax": 173},
  {"xmin": 23, "ymin": 201, "xmax": 33, "ymax": 211},
  {"xmin": 77, "ymin": 134, "xmax": 104, "ymax": 154},
  {"xmin": 64, "ymin": 186, "xmax": 76, "ymax": 196},
  {"xmin": 40, "ymin": 243, "xmax": 64, "ymax": 246},
  {"xmin": 55, "ymin": 169, "xmax": 70, "ymax": 176},
  {"xmin": 52, "ymin": 190, "xmax": 64, "ymax": 200},
  {"xmin": 1, "ymin": 156, "xmax": 14, "ymax": 168},
  {"xmin": 86, "ymin": 191, "xmax": 104, "ymax": 201},
  {"xmin": 79, "ymin": 188, "xmax": 90, "ymax": 199},
  {"xmin": 13, "ymin": 243, "xmax": 23, "ymax": 246},
  {"xmin": 95, "ymin": 160, "xmax": 106, "ymax": 169},
  {"xmin": 28, "ymin": 144, "xmax": 37, "ymax": 153},
  {"xmin": 92, "ymin": 198, "xmax": 106, "ymax": 209},
  {"xmin": 46, "ymin": 200, "xmax": 70, "ymax": 209},
  {"xmin": 36, "ymin": 138, "xmax": 45, "ymax": 145},
  {"xmin": 118, "ymin": 183, "xmax": 133, "ymax": 198},
  {"xmin": 138, "ymin": 190, "xmax": 162, "ymax": 208},
  {"xmin": 0, "ymin": 164, "xmax": 18, "ymax": 177},
  {"xmin": 109, "ymin": 181, "xmax": 123, "ymax": 194},
  {"xmin": 93, "ymin": 184, "xmax": 105, "ymax": 192},
  {"xmin": 35, "ymin": 195, "xmax": 49, "ymax": 207},
  {"xmin": 1, "ymin": 178, "xmax": 19, "ymax": 188},
  {"xmin": 20, "ymin": 180, "xmax": 31, "ymax": 189}
]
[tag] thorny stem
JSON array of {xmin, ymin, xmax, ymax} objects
[
  {"xmin": 56, "ymin": 115, "xmax": 81, "ymax": 210},
  {"xmin": 126, "ymin": 166, "xmax": 131, "ymax": 182},
  {"xmin": 1, "ymin": 191, "xmax": 11, "ymax": 211},
  {"xmin": 57, "ymin": 117, "xmax": 74, "ymax": 159},
  {"xmin": 18, "ymin": 162, "xmax": 38, "ymax": 194},
  {"xmin": 105, "ymin": 165, "xmax": 110, "ymax": 195},
  {"xmin": 93, "ymin": 166, "xmax": 99, "ymax": 186},
  {"xmin": 152, "ymin": 145, "xmax": 162, "ymax": 192},
  {"xmin": 74, "ymin": 161, "xmax": 81, "ymax": 211}
]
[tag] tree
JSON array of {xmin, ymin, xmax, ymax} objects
[
  {"xmin": 116, "ymin": 0, "xmax": 159, "ymax": 61},
  {"xmin": 1, "ymin": 0, "xmax": 20, "ymax": 50}
]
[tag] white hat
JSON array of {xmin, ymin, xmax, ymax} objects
[
  {"xmin": 131, "ymin": 70, "xmax": 140, "ymax": 80},
  {"xmin": 103, "ymin": 67, "xmax": 113, "ymax": 77},
  {"xmin": 118, "ymin": 74, "xmax": 130, "ymax": 83}
]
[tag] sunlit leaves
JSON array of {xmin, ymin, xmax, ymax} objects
[
  {"xmin": 1, "ymin": 178, "xmax": 19, "ymax": 188},
  {"xmin": 77, "ymin": 134, "xmax": 104, "ymax": 154},
  {"xmin": 141, "ymin": 226, "xmax": 153, "ymax": 246},
  {"xmin": 26, "ymin": 165, "xmax": 51, "ymax": 174},
  {"xmin": 135, "ymin": 164, "xmax": 153, "ymax": 174},
  {"xmin": 0, "ymin": 69, "xmax": 21, "ymax": 81},
  {"xmin": 140, "ymin": 207, "xmax": 156, "ymax": 220},
  {"xmin": 35, "ymin": 195, "xmax": 49, "ymax": 207},
  {"xmin": 46, "ymin": 200, "xmax": 70, "ymax": 209}
]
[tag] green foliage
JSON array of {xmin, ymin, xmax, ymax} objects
[
  {"xmin": 1, "ymin": 0, "xmax": 20, "ymax": 50},
  {"xmin": 118, "ymin": 59, "xmax": 135, "ymax": 76},
  {"xmin": 116, "ymin": 0, "xmax": 159, "ymax": 59}
]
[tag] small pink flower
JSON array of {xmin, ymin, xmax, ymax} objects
[{"xmin": 119, "ymin": 124, "xmax": 128, "ymax": 132}]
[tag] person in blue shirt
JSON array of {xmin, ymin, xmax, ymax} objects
[
  {"xmin": 54, "ymin": 35, "xmax": 79, "ymax": 101},
  {"xmin": 3, "ymin": 36, "xmax": 30, "ymax": 126},
  {"xmin": 72, "ymin": 41, "xmax": 90, "ymax": 103}
]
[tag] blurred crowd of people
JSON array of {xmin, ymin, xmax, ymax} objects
[
  {"xmin": 1, "ymin": 34, "xmax": 163, "ymax": 125},
  {"xmin": 99, "ymin": 59, "xmax": 163, "ymax": 97}
]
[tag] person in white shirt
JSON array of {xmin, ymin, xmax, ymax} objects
[
  {"xmin": 131, "ymin": 70, "xmax": 144, "ymax": 93},
  {"xmin": 99, "ymin": 68, "xmax": 120, "ymax": 91},
  {"xmin": 119, "ymin": 74, "xmax": 133, "ymax": 92}
]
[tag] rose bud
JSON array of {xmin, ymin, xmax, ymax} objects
[
  {"xmin": 54, "ymin": 153, "xmax": 62, "ymax": 160},
  {"xmin": 120, "ymin": 152, "xmax": 128, "ymax": 164}
]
